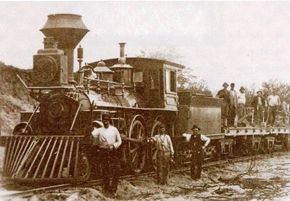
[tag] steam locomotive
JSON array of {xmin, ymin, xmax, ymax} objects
[{"xmin": 1, "ymin": 14, "xmax": 289, "ymax": 184}]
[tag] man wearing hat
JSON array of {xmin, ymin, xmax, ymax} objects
[
  {"xmin": 252, "ymin": 90, "xmax": 266, "ymax": 125},
  {"xmin": 148, "ymin": 123, "xmax": 174, "ymax": 185},
  {"xmin": 182, "ymin": 125, "xmax": 210, "ymax": 179},
  {"xmin": 267, "ymin": 90, "xmax": 281, "ymax": 126},
  {"xmin": 91, "ymin": 113, "xmax": 122, "ymax": 197},
  {"xmin": 228, "ymin": 83, "xmax": 238, "ymax": 127},
  {"xmin": 216, "ymin": 82, "xmax": 230, "ymax": 128}
]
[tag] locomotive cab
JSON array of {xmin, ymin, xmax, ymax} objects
[{"xmin": 92, "ymin": 55, "xmax": 184, "ymax": 110}]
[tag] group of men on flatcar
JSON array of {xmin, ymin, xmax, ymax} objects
[
  {"xmin": 91, "ymin": 114, "xmax": 210, "ymax": 198},
  {"xmin": 217, "ymin": 82, "xmax": 288, "ymax": 128}
]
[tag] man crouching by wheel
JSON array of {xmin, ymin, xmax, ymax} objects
[{"xmin": 92, "ymin": 113, "xmax": 122, "ymax": 197}]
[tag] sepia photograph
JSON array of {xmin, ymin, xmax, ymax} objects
[{"xmin": 0, "ymin": 1, "xmax": 290, "ymax": 200}]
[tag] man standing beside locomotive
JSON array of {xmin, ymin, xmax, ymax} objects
[
  {"xmin": 148, "ymin": 123, "xmax": 174, "ymax": 185},
  {"xmin": 182, "ymin": 125, "xmax": 210, "ymax": 180},
  {"xmin": 91, "ymin": 113, "xmax": 122, "ymax": 197}
]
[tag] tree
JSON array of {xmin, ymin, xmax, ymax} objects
[
  {"xmin": 177, "ymin": 68, "xmax": 212, "ymax": 96},
  {"xmin": 261, "ymin": 79, "xmax": 290, "ymax": 102}
]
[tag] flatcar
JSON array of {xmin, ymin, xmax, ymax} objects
[{"xmin": 0, "ymin": 13, "xmax": 289, "ymax": 184}]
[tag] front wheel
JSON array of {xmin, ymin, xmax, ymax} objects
[
  {"xmin": 128, "ymin": 119, "xmax": 146, "ymax": 174},
  {"xmin": 149, "ymin": 121, "xmax": 163, "ymax": 170}
]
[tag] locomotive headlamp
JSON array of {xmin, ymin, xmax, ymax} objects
[{"xmin": 77, "ymin": 45, "xmax": 83, "ymax": 60}]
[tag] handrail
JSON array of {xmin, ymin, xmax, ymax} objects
[
  {"xmin": 70, "ymin": 104, "xmax": 82, "ymax": 131},
  {"xmin": 23, "ymin": 104, "xmax": 40, "ymax": 133}
]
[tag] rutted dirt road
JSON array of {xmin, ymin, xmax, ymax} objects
[{"xmin": 2, "ymin": 152, "xmax": 290, "ymax": 201}]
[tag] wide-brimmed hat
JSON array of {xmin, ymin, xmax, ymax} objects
[
  {"xmin": 257, "ymin": 90, "xmax": 263, "ymax": 94},
  {"xmin": 191, "ymin": 125, "xmax": 201, "ymax": 131},
  {"xmin": 222, "ymin": 82, "xmax": 229, "ymax": 87},
  {"xmin": 92, "ymin": 120, "xmax": 104, "ymax": 127}
]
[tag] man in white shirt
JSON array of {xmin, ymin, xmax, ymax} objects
[
  {"xmin": 229, "ymin": 83, "xmax": 238, "ymax": 127},
  {"xmin": 267, "ymin": 91, "xmax": 281, "ymax": 126},
  {"xmin": 148, "ymin": 123, "xmax": 174, "ymax": 185},
  {"xmin": 92, "ymin": 113, "xmax": 122, "ymax": 197},
  {"xmin": 182, "ymin": 125, "xmax": 210, "ymax": 179},
  {"xmin": 237, "ymin": 86, "xmax": 246, "ymax": 121}
]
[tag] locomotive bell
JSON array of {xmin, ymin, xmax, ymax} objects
[{"xmin": 40, "ymin": 14, "xmax": 89, "ymax": 82}]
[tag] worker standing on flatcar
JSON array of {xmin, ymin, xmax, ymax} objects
[
  {"xmin": 267, "ymin": 91, "xmax": 281, "ymax": 126},
  {"xmin": 237, "ymin": 86, "xmax": 246, "ymax": 121},
  {"xmin": 183, "ymin": 125, "xmax": 210, "ymax": 180},
  {"xmin": 229, "ymin": 83, "xmax": 238, "ymax": 127},
  {"xmin": 252, "ymin": 90, "xmax": 266, "ymax": 125},
  {"xmin": 148, "ymin": 123, "xmax": 174, "ymax": 185},
  {"xmin": 216, "ymin": 82, "xmax": 230, "ymax": 128},
  {"xmin": 91, "ymin": 113, "xmax": 122, "ymax": 197}
]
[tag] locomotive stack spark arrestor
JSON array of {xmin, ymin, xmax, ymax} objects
[{"xmin": 40, "ymin": 14, "xmax": 89, "ymax": 83}]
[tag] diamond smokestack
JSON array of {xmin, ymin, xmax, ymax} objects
[{"xmin": 40, "ymin": 14, "xmax": 89, "ymax": 82}]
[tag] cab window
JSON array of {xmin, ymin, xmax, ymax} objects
[{"xmin": 165, "ymin": 69, "xmax": 176, "ymax": 93}]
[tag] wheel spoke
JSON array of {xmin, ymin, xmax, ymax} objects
[
  {"xmin": 130, "ymin": 147, "xmax": 139, "ymax": 154},
  {"xmin": 150, "ymin": 121, "xmax": 163, "ymax": 170},
  {"xmin": 128, "ymin": 119, "xmax": 147, "ymax": 173},
  {"xmin": 132, "ymin": 151, "xmax": 138, "ymax": 164}
]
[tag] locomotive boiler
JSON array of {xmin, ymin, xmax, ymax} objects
[{"xmin": 1, "ymin": 13, "xmax": 290, "ymax": 184}]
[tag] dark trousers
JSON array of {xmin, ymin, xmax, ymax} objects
[
  {"xmin": 99, "ymin": 149, "xmax": 120, "ymax": 194},
  {"xmin": 228, "ymin": 106, "xmax": 237, "ymax": 127},
  {"xmin": 221, "ymin": 102, "xmax": 229, "ymax": 127},
  {"xmin": 268, "ymin": 106, "xmax": 278, "ymax": 126},
  {"xmin": 191, "ymin": 152, "xmax": 203, "ymax": 179},
  {"xmin": 255, "ymin": 105, "xmax": 264, "ymax": 125},
  {"xmin": 156, "ymin": 151, "xmax": 171, "ymax": 185}
]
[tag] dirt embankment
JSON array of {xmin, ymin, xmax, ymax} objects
[{"xmin": 0, "ymin": 61, "xmax": 34, "ymax": 135}]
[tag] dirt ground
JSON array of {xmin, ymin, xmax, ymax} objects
[{"xmin": 3, "ymin": 152, "xmax": 290, "ymax": 201}]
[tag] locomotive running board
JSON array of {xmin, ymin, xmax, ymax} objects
[{"xmin": 2, "ymin": 135, "xmax": 83, "ymax": 183}]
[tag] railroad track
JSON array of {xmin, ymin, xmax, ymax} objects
[{"xmin": 0, "ymin": 151, "xmax": 288, "ymax": 200}]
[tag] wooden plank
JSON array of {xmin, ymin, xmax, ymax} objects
[
  {"xmin": 33, "ymin": 137, "xmax": 53, "ymax": 178},
  {"xmin": 42, "ymin": 137, "xmax": 58, "ymax": 178},
  {"xmin": 10, "ymin": 137, "xmax": 27, "ymax": 175},
  {"xmin": 67, "ymin": 140, "xmax": 74, "ymax": 177},
  {"xmin": 25, "ymin": 138, "xmax": 48, "ymax": 178},
  {"xmin": 12, "ymin": 137, "xmax": 33, "ymax": 177},
  {"xmin": 58, "ymin": 137, "xmax": 69, "ymax": 178},
  {"xmin": 49, "ymin": 137, "xmax": 64, "ymax": 178}
]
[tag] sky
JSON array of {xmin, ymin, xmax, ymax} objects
[{"xmin": 0, "ymin": 1, "xmax": 290, "ymax": 93}]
